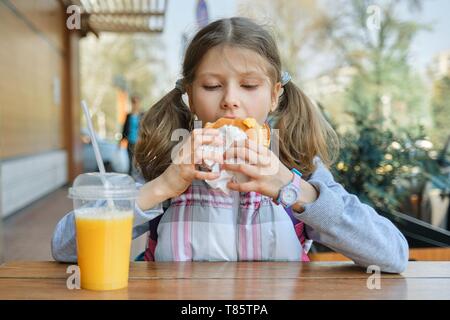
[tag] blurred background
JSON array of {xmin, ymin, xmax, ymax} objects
[{"xmin": 0, "ymin": 0, "xmax": 449, "ymax": 263}]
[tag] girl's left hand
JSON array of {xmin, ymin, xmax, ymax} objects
[{"xmin": 221, "ymin": 139, "xmax": 294, "ymax": 200}]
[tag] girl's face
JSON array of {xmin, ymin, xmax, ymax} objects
[{"xmin": 186, "ymin": 45, "xmax": 282, "ymax": 125}]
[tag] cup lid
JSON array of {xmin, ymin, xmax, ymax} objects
[{"xmin": 68, "ymin": 172, "xmax": 138, "ymax": 200}]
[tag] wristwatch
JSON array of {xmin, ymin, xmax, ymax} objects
[{"xmin": 273, "ymin": 168, "xmax": 302, "ymax": 208}]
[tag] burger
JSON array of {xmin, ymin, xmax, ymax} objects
[
  {"xmin": 199, "ymin": 118, "xmax": 271, "ymax": 191},
  {"xmin": 204, "ymin": 117, "xmax": 271, "ymax": 147}
]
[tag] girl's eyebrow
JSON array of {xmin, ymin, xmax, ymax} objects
[
  {"xmin": 240, "ymin": 71, "xmax": 266, "ymax": 77},
  {"xmin": 197, "ymin": 72, "xmax": 222, "ymax": 78},
  {"xmin": 198, "ymin": 71, "xmax": 267, "ymax": 78}
]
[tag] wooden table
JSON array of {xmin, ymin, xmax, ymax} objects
[{"xmin": 0, "ymin": 261, "xmax": 449, "ymax": 299}]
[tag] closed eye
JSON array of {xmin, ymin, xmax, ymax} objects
[
  {"xmin": 203, "ymin": 85, "xmax": 221, "ymax": 90},
  {"xmin": 242, "ymin": 85, "xmax": 258, "ymax": 90}
]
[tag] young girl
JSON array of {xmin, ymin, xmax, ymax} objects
[{"xmin": 52, "ymin": 17, "xmax": 408, "ymax": 273}]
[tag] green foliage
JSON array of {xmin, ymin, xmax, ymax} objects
[
  {"xmin": 331, "ymin": 113, "xmax": 449, "ymax": 212},
  {"xmin": 324, "ymin": 0, "xmax": 430, "ymax": 126},
  {"xmin": 430, "ymin": 76, "xmax": 450, "ymax": 149}
]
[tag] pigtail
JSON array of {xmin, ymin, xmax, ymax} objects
[
  {"xmin": 271, "ymin": 80, "xmax": 339, "ymax": 178},
  {"xmin": 134, "ymin": 88, "xmax": 194, "ymax": 182}
]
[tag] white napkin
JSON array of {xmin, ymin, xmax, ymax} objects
[{"xmin": 201, "ymin": 125, "xmax": 250, "ymax": 195}]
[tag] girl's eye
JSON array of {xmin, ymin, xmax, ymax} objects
[
  {"xmin": 203, "ymin": 85, "xmax": 221, "ymax": 90},
  {"xmin": 242, "ymin": 84, "xmax": 258, "ymax": 90}
]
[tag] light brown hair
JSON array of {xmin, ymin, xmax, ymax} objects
[{"xmin": 135, "ymin": 17, "xmax": 339, "ymax": 182}]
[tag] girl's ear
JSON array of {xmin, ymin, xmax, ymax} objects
[{"xmin": 271, "ymin": 82, "xmax": 283, "ymax": 112}]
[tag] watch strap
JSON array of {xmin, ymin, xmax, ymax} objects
[{"xmin": 274, "ymin": 168, "xmax": 302, "ymax": 206}]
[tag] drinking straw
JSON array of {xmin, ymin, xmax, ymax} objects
[{"xmin": 81, "ymin": 100, "xmax": 114, "ymax": 209}]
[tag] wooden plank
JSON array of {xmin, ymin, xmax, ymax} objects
[
  {"xmin": 0, "ymin": 277, "xmax": 449, "ymax": 300},
  {"xmin": 1, "ymin": 261, "xmax": 450, "ymax": 280},
  {"xmin": 408, "ymin": 247, "xmax": 450, "ymax": 261},
  {"xmin": 310, "ymin": 247, "xmax": 450, "ymax": 262},
  {"xmin": 309, "ymin": 252, "xmax": 351, "ymax": 261}
]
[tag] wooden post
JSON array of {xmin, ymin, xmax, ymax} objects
[{"xmin": 62, "ymin": 4, "xmax": 83, "ymax": 182}]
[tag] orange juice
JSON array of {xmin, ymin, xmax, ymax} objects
[{"xmin": 75, "ymin": 208, "xmax": 134, "ymax": 291}]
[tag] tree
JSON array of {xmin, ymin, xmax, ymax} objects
[
  {"xmin": 430, "ymin": 76, "xmax": 450, "ymax": 150},
  {"xmin": 319, "ymin": 0, "xmax": 430, "ymax": 128}
]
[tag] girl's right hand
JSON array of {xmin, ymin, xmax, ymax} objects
[{"xmin": 161, "ymin": 128, "xmax": 224, "ymax": 198}]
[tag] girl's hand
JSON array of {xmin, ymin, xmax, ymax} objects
[
  {"xmin": 221, "ymin": 139, "xmax": 293, "ymax": 199},
  {"xmin": 222, "ymin": 139, "xmax": 318, "ymax": 208},
  {"xmin": 162, "ymin": 128, "xmax": 224, "ymax": 198}
]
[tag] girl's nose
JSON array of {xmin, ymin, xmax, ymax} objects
[{"xmin": 220, "ymin": 87, "xmax": 240, "ymax": 110}]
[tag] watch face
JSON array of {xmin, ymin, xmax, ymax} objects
[{"xmin": 281, "ymin": 187, "xmax": 298, "ymax": 205}]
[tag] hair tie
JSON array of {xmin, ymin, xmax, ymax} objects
[
  {"xmin": 281, "ymin": 71, "xmax": 291, "ymax": 87},
  {"xmin": 175, "ymin": 79, "xmax": 186, "ymax": 94}
]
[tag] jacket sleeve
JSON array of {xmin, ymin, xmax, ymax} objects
[
  {"xmin": 293, "ymin": 159, "xmax": 409, "ymax": 273},
  {"xmin": 51, "ymin": 183, "xmax": 165, "ymax": 263}
]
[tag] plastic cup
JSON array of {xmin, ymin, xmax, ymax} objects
[{"xmin": 68, "ymin": 172, "xmax": 138, "ymax": 291}]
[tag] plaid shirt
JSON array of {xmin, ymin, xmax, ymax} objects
[{"xmin": 139, "ymin": 179, "xmax": 312, "ymax": 262}]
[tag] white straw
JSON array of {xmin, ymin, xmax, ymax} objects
[
  {"xmin": 81, "ymin": 100, "xmax": 106, "ymax": 175},
  {"xmin": 81, "ymin": 100, "xmax": 114, "ymax": 209}
]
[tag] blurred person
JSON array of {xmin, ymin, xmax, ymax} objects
[{"xmin": 120, "ymin": 95, "xmax": 143, "ymax": 175}]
